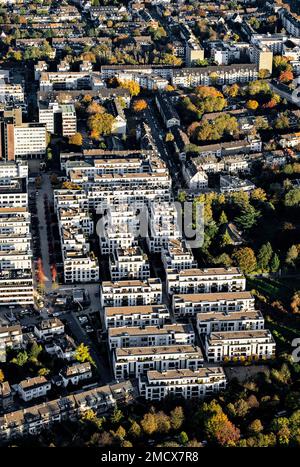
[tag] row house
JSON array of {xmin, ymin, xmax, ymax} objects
[
  {"xmin": 161, "ymin": 239, "xmax": 198, "ymax": 272},
  {"xmin": 172, "ymin": 64, "xmax": 258, "ymax": 87},
  {"xmin": 197, "ymin": 310, "xmax": 265, "ymax": 335},
  {"xmin": 100, "ymin": 278, "xmax": 163, "ymax": 307},
  {"xmin": 139, "ymin": 367, "xmax": 227, "ymax": 401},
  {"xmin": 0, "ymin": 381, "xmax": 135, "ymax": 441},
  {"xmin": 113, "ymin": 344, "xmax": 204, "ymax": 380},
  {"xmin": 104, "ymin": 304, "xmax": 170, "ymax": 329},
  {"xmin": 205, "ymin": 329, "xmax": 276, "ymax": 363},
  {"xmin": 166, "ymin": 267, "xmax": 246, "ymax": 295},
  {"xmin": 172, "ymin": 291, "xmax": 255, "ymax": 318},
  {"xmin": 108, "ymin": 323, "xmax": 195, "ymax": 350}
]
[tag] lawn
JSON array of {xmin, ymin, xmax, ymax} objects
[{"xmin": 247, "ymin": 275, "xmax": 300, "ymax": 305}]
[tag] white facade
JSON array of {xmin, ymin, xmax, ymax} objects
[
  {"xmin": 108, "ymin": 323, "xmax": 195, "ymax": 350},
  {"xmin": 104, "ymin": 304, "xmax": 170, "ymax": 329},
  {"xmin": 197, "ymin": 310, "xmax": 265, "ymax": 335},
  {"xmin": 166, "ymin": 267, "xmax": 246, "ymax": 295},
  {"xmin": 101, "ymin": 278, "xmax": 163, "ymax": 307},
  {"xmin": 109, "ymin": 247, "xmax": 150, "ymax": 280},
  {"xmin": 172, "ymin": 291, "xmax": 255, "ymax": 317},
  {"xmin": 14, "ymin": 124, "xmax": 47, "ymax": 159},
  {"xmin": 113, "ymin": 344, "xmax": 204, "ymax": 379},
  {"xmin": 139, "ymin": 367, "xmax": 227, "ymax": 401},
  {"xmin": 161, "ymin": 239, "xmax": 197, "ymax": 272},
  {"xmin": 205, "ymin": 329, "xmax": 276, "ymax": 362},
  {"xmin": 17, "ymin": 377, "xmax": 51, "ymax": 402}
]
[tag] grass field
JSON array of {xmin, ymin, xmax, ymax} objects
[{"xmin": 247, "ymin": 275, "xmax": 300, "ymax": 305}]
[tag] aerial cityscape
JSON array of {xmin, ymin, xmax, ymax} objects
[{"xmin": 0, "ymin": 0, "xmax": 299, "ymax": 451}]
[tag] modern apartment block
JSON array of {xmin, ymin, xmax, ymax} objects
[
  {"xmin": 161, "ymin": 239, "xmax": 197, "ymax": 272},
  {"xmin": 139, "ymin": 367, "xmax": 227, "ymax": 401},
  {"xmin": 0, "ymin": 161, "xmax": 34, "ymax": 306},
  {"xmin": 104, "ymin": 304, "xmax": 170, "ymax": 329},
  {"xmin": 172, "ymin": 291, "xmax": 255, "ymax": 317},
  {"xmin": 196, "ymin": 310, "xmax": 265, "ymax": 335},
  {"xmin": 113, "ymin": 344, "xmax": 204, "ymax": 379},
  {"xmin": 166, "ymin": 267, "xmax": 246, "ymax": 295},
  {"xmin": 108, "ymin": 323, "xmax": 195, "ymax": 350},
  {"xmin": 146, "ymin": 202, "xmax": 181, "ymax": 253},
  {"xmin": 100, "ymin": 278, "xmax": 163, "ymax": 307},
  {"xmin": 109, "ymin": 246, "xmax": 150, "ymax": 281},
  {"xmin": 205, "ymin": 330, "xmax": 276, "ymax": 363}
]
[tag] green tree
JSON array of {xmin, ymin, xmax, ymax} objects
[
  {"xmin": 270, "ymin": 253, "xmax": 280, "ymax": 272},
  {"xmin": 257, "ymin": 242, "xmax": 273, "ymax": 271},
  {"xmin": 219, "ymin": 210, "xmax": 228, "ymax": 225},
  {"xmin": 235, "ymin": 205, "xmax": 260, "ymax": 231},
  {"xmin": 129, "ymin": 421, "xmax": 141, "ymax": 438},
  {"xmin": 180, "ymin": 431, "xmax": 189, "ymax": 445},
  {"xmin": 285, "ymin": 188, "xmax": 300, "ymax": 207},
  {"xmin": 110, "ymin": 407, "xmax": 123, "ymax": 425},
  {"xmin": 11, "ymin": 351, "xmax": 28, "ymax": 366}
]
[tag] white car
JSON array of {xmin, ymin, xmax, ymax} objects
[{"xmin": 78, "ymin": 316, "xmax": 88, "ymax": 324}]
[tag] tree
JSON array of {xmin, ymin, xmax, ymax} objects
[
  {"xmin": 251, "ymin": 188, "xmax": 267, "ymax": 202},
  {"xmin": 286, "ymin": 245, "xmax": 298, "ymax": 266},
  {"xmin": 219, "ymin": 210, "xmax": 228, "ymax": 225},
  {"xmin": 114, "ymin": 425, "xmax": 126, "ymax": 440},
  {"xmin": 224, "ymin": 83, "xmax": 239, "ymax": 98},
  {"xmin": 129, "ymin": 421, "xmax": 141, "ymax": 438},
  {"xmin": 29, "ymin": 341, "xmax": 43, "ymax": 362},
  {"xmin": 202, "ymin": 401, "xmax": 240, "ymax": 446},
  {"xmin": 118, "ymin": 79, "xmax": 140, "ymax": 97},
  {"xmin": 290, "ymin": 292, "xmax": 300, "ymax": 314},
  {"xmin": 74, "ymin": 343, "xmax": 95, "ymax": 366},
  {"xmin": 246, "ymin": 100, "xmax": 259, "ymax": 111},
  {"xmin": 257, "ymin": 242, "xmax": 273, "ymax": 271},
  {"xmin": 233, "ymin": 247, "xmax": 257, "ymax": 273},
  {"xmin": 110, "ymin": 407, "xmax": 123, "ymax": 425},
  {"xmin": 86, "ymin": 102, "xmax": 104, "ymax": 115},
  {"xmin": 38, "ymin": 367, "xmax": 50, "ymax": 377},
  {"xmin": 141, "ymin": 413, "xmax": 158, "ymax": 435},
  {"xmin": 133, "ymin": 99, "xmax": 147, "ymax": 112},
  {"xmin": 0, "ymin": 369, "xmax": 4, "ymax": 383},
  {"xmin": 254, "ymin": 116, "xmax": 269, "ymax": 131},
  {"xmin": 284, "ymin": 188, "xmax": 300, "ymax": 207},
  {"xmin": 156, "ymin": 411, "xmax": 171, "ymax": 433},
  {"xmin": 220, "ymin": 230, "xmax": 232, "ymax": 247},
  {"xmin": 69, "ymin": 132, "xmax": 83, "ymax": 146},
  {"xmin": 270, "ymin": 253, "xmax": 280, "ymax": 273},
  {"xmin": 235, "ymin": 205, "xmax": 260, "ymax": 231},
  {"xmin": 248, "ymin": 419, "xmax": 264, "ymax": 435},
  {"xmin": 11, "ymin": 351, "xmax": 28, "ymax": 367},
  {"xmin": 279, "ymin": 70, "xmax": 294, "ymax": 83},
  {"xmin": 275, "ymin": 114, "xmax": 290, "ymax": 130},
  {"xmin": 88, "ymin": 112, "xmax": 115, "ymax": 138},
  {"xmin": 170, "ymin": 406, "xmax": 184, "ymax": 430},
  {"xmin": 180, "ymin": 431, "xmax": 189, "ymax": 445}
]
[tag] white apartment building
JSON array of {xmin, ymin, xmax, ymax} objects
[
  {"xmin": 172, "ymin": 291, "xmax": 255, "ymax": 318},
  {"xmin": 60, "ymin": 362, "xmax": 92, "ymax": 387},
  {"xmin": 113, "ymin": 344, "xmax": 204, "ymax": 379},
  {"xmin": 104, "ymin": 304, "xmax": 170, "ymax": 329},
  {"xmin": 0, "ymin": 163, "xmax": 34, "ymax": 306},
  {"xmin": 13, "ymin": 123, "xmax": 47, "ymax": 159},
  {"xmin": 108, "ymin": 323, "xmax": 195, "ymax": 350},
  {"xmin": 34, "ymin": 318, "xmax": 65, "ymax": 341},
  {"xmin": 61, "ymin": 103, "xmax": 77, "ymax": 136},
  {"xmin": 147, "ymin": 202, "xmax": 181, "ymax": 253},
  {"xmin": 39, "ymin": 101, "xmax": 77, "ymax": 136},
  {"xmin": 101, "ymin": 278, "xmax": 162, "ymax": 307},
  {"xmin": 197, "ymin": 310, "xmax": 265, "ymax": 336},
  {"xmin": 161, "ymin": 239, "xmax": 197, "ymax": 271},
  {"xmin": 109, "ymin": 246, "xmax": 150, "ymax": 281},
  {"xmin": 16, "ymin": 377, "xmax": 51, "ymax": 402},
  {"xmin": 139, "ymin": 367, "xmax": 227, "ymax": 401},
  {"xmin": 205, "ymin": 329, "xmax": 276, "ymax": 363},
  {"xmin": 172, "ymin": 64, "xmax": 258, "ymax": 87},
  {"xmin": 166, "ymin": 267, "xmax": 246, "ymax": 295},
  {"xmin": 0, "ymin": 325, "xmax": 23, "ymax": 350}
]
